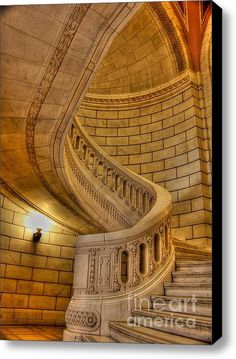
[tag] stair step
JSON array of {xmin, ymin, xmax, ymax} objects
[
  {"xmin": 173, "ymin": 238, "xmax": 212, "ymax": 261},
  {"xmin": 175, "ymin": 254, "xmax": 211, "ymax": 261},
  {"xmin": 164, "ymin": 283, "xmax": 212, "ymax": 297},
  {"xmin": 172, "ymin": 271, "xmax": 212, "ymax": 283},
  {"xmin": 131, "ymin": 309, "xmax": 212, "ymax": 342},
  {"xmin": 81, "ymin": 334, "xmax": 116, "ymax": 343},
  {"xmin": 150, "ymin": 295, "xmax": 212, "ymax": 316},
  {"xmin": 176, "ymin": 261, "xmax": 212, "ymax": 273},
  {"xmin": 110, "ymin": 322, "xmax": 207, "ymax": 345}
]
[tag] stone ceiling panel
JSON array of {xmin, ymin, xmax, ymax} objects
[
  {"xmin": 87, "ymin": 4, "xmax": 182, "ymax": 95},
  {"xmin": 1, "ymin": 3, "xmax": 142, "ymax": 233}
]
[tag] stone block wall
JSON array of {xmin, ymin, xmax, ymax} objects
[
  {"xmin": 79, "ymin": 74, "xmax": 212, "ymax": 248},
  {"xmin": 0, "ymin": 191, "xmax": 76, "ymax": 325},
  {"xmin": 88, "ymin": 4, "xmax": 176, "ymax": 95}
]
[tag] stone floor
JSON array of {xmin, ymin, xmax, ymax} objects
[{"xmin": 0, "ymin": 325, "xmax": 65, "ymax": 341}]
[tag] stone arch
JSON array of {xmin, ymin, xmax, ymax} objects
[{"xmin": 0, "ymin": 3, "xmax": 141, "ymax": 232}]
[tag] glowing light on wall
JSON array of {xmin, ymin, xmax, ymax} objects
[{"xmin": 25, "ymin": 211, "xmax": 53, "ymax": 241}]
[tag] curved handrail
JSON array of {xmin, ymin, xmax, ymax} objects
[
  {"xmin": 70, "ymin": 117, "xmax": 156, "ymax": 216},
  {"xmin": 63, "ymin": 118, "xmax": 159, "ymax": 232},
  {"xmin": 64, "ymin": 117, "xmax": 174, "ymax": 339}
]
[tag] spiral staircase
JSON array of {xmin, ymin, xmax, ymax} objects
[{"xmin": 63, "ymin": 118, "xmax": 212, "ymax": 344}]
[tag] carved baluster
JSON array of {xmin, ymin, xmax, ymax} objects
[
  {"xmin": 136, "ymin": 186, "xmax": 141, "ymax": 210},
  {"xmin": 111, "ymin": 170, "xmax": 116, "ymax": 192},
  {"xmin": 106, "ymin": 167, "xmax": 112, "ymax": 189},
  {"xmin": 118, "ymin": 176, "xmax": 124, "ymax": 198},
  {"xmin": 113, "ymin": 247, "xmax": 121, "ymax": 292},
  {"xmin": 129, "ymin": 183, "xmax": 134, "ymax": 208},
  {"xmin": 92, "ymin": 156, "xmax": 99, "ymax": 176},
  {"xmin": 71, "ymin": 130, "xmax": 76, "ymax": 148},
  {"xmin": 84, "ymin": 148, "xmax": 91, "ymax": 167},
  {"xmin": 75, "ymin": 135, "xmax": 81, "ymax": 153},
  {"xmin": 122, "ymin": 178, "xmax": 128, "ymax": 201},
  {"xmin": 146, "ymin": 193, "xmax": 151, "ymax": 212},
  {"xmin": 142, "ymin": 192, "xmax": 148, "ymax": 214},
  {"xmin": 78, "ymin": 140, "xmax": 84, "ymax": 160},
  {"xmin": 147, "ymin": 235, "xmax": 155, "ymax": 275},
  {"xmin": 88, "ymin": 151, "xmax": 95, "ymax": 171},
  {"xmin": 101, "ymin": 164, "xmax": 108, "ymax": 184},
  {"xmin": 70, "ymin": 123, "xmax": 75, "ymax": 139},
  {"xmin": 126, "ymin": 182, "xmax": 131, "ymax": 206},
  {"xmin": 159, "ymin": 224, "xmax": 166, "ymax": 261}
]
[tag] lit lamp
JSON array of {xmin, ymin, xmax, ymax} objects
[
  {"xmin": 25, "ymin": 211, "xmax": 52, "ymax": 242},
  {"xmin": 33, "ymin": 228, "xmax": 42, "ymax": 241}
]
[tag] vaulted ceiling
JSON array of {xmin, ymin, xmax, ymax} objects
[
  {"xmin": 0, "ymin": 2, "xmax": 211, "ymax": 233},
  {"xmin": 88, "ymin": 4, "xmax": 179, "ymax": 95}
]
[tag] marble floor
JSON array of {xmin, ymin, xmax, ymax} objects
[{"xmin": 0, "ymin": 325, "xmax": 65, "ymax": 341}]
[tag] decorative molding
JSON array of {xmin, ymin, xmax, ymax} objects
[
  {"xmin": 65, "ymin": 141, "xmax": 132, "ymax": 232},
  {"xmin": 64, "ymin": 112, "xmax": 173, "ymax": 337},
  {"xmin": 150, "ymin": 2, "xmax": 187, "ymax": 73},
  {"xmin": 67, "ymin": 121, "xmax": 155, "ymax": 223},
  {"xmin": 72, "ymin": 219, "xmax": 172, "ymax": 296},
  {"xmin": 65, "ymin": 309, "xmax": 100, "ymax": 331},
  {"xmin": 23, "ymin": 4, "xmax": 102, "ymax": 230},
  {"xmin": 25, "ymin": 4, "xmax": 90, "ymax": 179},
  {"xmin": 83, "ymin": 75, "xmax": 191, "ymax": 105}
]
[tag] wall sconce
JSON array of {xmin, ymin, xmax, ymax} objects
[
  {"xmin": 25, "ymin": 211, "xmax": 52, "ymax": 242},
  {"xmin": 33, "ymin": 228, "xmax": 42, "ymax": 241}
]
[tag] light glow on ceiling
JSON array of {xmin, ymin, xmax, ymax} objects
[{"xmin": 25, "ymin": 211, "xmax": 53, "ymax": 232}]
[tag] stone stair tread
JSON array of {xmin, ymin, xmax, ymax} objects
[
  {"xmin": 173, "ymin": 240, "xmax": 212, "ymax": 258},
  {"xmin": 150, "ymin": 295, "xmax": 212, "ymax": 304},
  {"xmin": 131, "ymin": 309, "xmax": 212, "ymax": 326},
  {"xmin": 172, "ymin": 238, "xmax": 211, "ymax": 251},
  {"xmin": 110, "ymin": 322, "xmax": 207, "ymax": 345},
  {"xmin": 176, "ymin": 260, "xmax": 212, "ymax": 265},
  {"xmin": 81, "ymin": 334, "xmax": 116, "ymax": 343},
  {"xmin": 164, "ymin": 283, "xmax": 211, "ymax": 287},
  {"xmin": 172, "ymin": 271, "xmax": 212, "ymax": 276}
]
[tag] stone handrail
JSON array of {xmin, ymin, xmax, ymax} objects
[
  {"xmin": 71, "ymin": 117, "xmax": 155, "ymax": 214},
  {"xmin": 64, "ymin": 118, "xmax": 174, "ymax": 341}
]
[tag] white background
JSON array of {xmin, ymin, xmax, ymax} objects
[{"xmin": 0, "ymin": 0, "xmax": 235, "ymax": 357}]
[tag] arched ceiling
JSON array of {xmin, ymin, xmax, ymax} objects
[
  {"xmin": 0, "ymin": 2, "xmax": 208, "ymax": 234},
  {"xmin": 0, "ymin": 2, "xmax": 142, "ymax": 233},
  {"xmin": 87, "ymin": 3, "xmax": 184, "ymax": 95}
]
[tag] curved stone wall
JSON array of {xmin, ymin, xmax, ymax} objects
[
  {"xmin": 88, "ymin": 4, "xmax": 177, "ymax": 95},
  {"xmin": 0, "ymin": 3, "xmax": 141, "ymax": 233},
  {"xmin": 78, "ymin": 73, "xmax": 212, "ymax": 248},
  {"xmin": 0, "ymin": 190, "xmax": 77, "ymax": 325}
]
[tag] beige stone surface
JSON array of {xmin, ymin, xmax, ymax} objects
[
  {"xmin": 81, "ymin": 72, "xmax": 212, "ymax": 245},
  {"xmin": 0, "ymin": 193, "xmax": 76, "ymax": 325},
  {"xmin": 88, "ymin": 4, "xmax": 179, "ymax": 95},
  {"xmin": 0, "ymin": 2, "xmax": 212, "ymax": 332},
  {"xmin": 0, "ymin": 2, "xmax": 141, "ymax": 233}
]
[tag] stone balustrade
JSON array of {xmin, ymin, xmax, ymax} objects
[
  {"xmin": 64, "ymin": 142, "xmax": 131, "ymax": 231},
  {"xmin": 63, "ymin": 118, "xmax": 174, "ymax": 341},
  {"xmin": 70, "ymin": 119, "xmax": 155, "ymax": 218}
]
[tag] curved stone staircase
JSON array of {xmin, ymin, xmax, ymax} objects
[
  {"xmin": 62, "ymin": 118, "xmax": 212, "ymax": 344},
  {"xmin": 81, "ymin": 257, "xmax": 212, "ymax": 344}
]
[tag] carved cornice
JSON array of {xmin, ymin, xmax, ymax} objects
[
  {"xmin": 83, "ymin": 75, "xmax": 191, "ymax": 106},
  {"xmin": 150, "ymin": 2, "xmax": 187, "ymax": 73}
]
